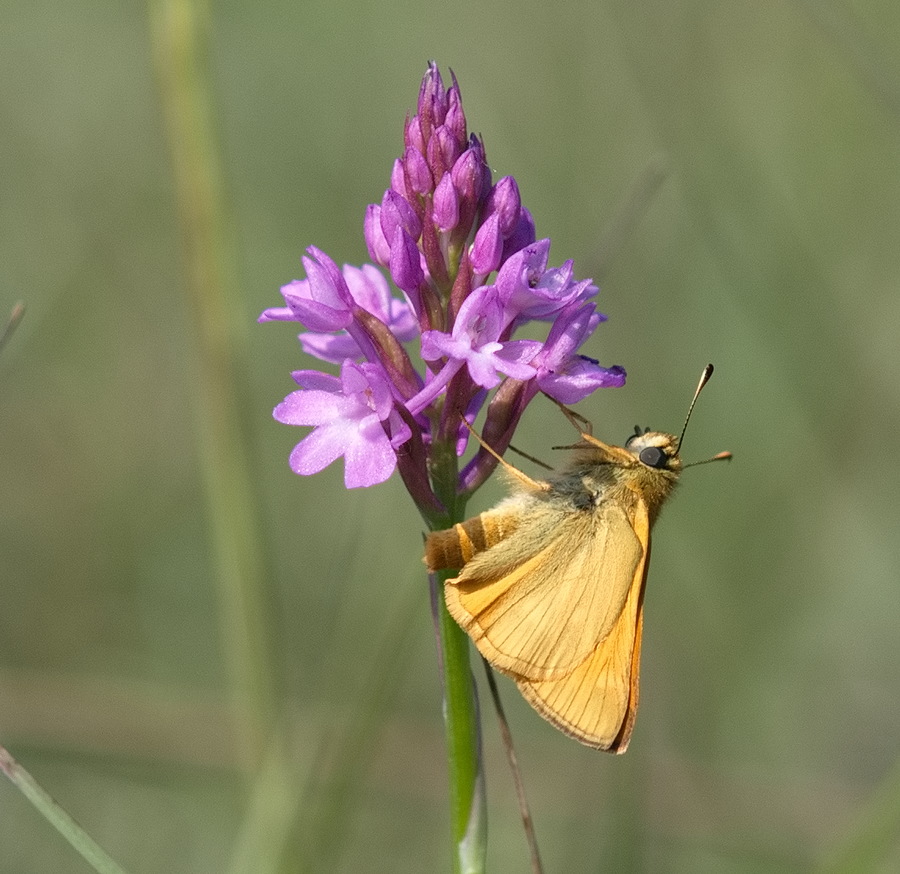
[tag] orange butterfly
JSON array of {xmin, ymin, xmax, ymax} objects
[{"xmin": 426, "ymin": 365, "xmax": 729, "ymax": 752}]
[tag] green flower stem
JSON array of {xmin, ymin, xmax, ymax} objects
[
  {"xmin": 426, "ymin": 436, "xmax": 487, "ymax": 874},
  {"xmin": 434, "ymin": 579, "xmax": 487, "ymax": 874},
  {"xmin": 0, "ymin": 745, "xmax": 132, "ymax": 874},
  {"xmin": 148, "ymin": 0, "xmax": 278, "ymax": 770}
]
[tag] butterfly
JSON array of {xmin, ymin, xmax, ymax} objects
[{"xmin": 425, "ymin": 365, "xmax": 729, "ymax": 751}]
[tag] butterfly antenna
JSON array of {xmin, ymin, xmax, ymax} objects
[
  {"xmin": 542, "ymin": 392, "xmax": 594, "ymax": 436},
  {"xmin": 678, "ymin": 363, "xmax": 715, "ymax": 451},
  {"xmin": 678, "ymin": 364, "xmax": 733, "ymax": 467},
  {"xmin": 458, "ymin": 415, "xmax": 548, "ymax": 490},
  {"xmin": 683, "ymin": 450, "xmax": 732, "ymax": 469}
]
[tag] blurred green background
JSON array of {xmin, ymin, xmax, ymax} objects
[{"xmin": 2, "ymin": 1, "xmax": 900, "ymax": 872}]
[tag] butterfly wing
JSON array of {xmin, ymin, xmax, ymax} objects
[
  {"xmin": 515, "ymin": 498, "xmax": 650, "ymax": 751},
  {"xmin": 444, "ymin": 498, "xmax": 644, "ymax": 681}
]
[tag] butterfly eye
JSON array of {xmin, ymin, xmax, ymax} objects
[{"xmin": 639, "ymin": 446, "xmax": 668, "ymax": 469}]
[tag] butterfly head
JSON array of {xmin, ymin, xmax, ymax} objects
[{"xmin": 624, "ymin": 429, "xmax": 683, "ymax": 475}]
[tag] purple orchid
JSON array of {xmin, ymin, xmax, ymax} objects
[
  {"xmin": 261, "ymin": 62, "xmax": 625, "ymax": 507},
  {"xmin": 531, "ymin": 301, "xmax": 626, "ymax": 403},
  {"xmin": 274, "ymin": 361, "xmax": 411, "ymax": 488},
  {"xmin": 407, "ymin": 285, "xmax": 541, "ymax": 415},
  {"xmin": 295, "ymin": 263, "xmax": 417, "ymax": 365},
  {"xmin": 258, "ymin": 246, "xmax": 354, "ymax": 331}
]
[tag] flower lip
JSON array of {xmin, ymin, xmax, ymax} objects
[
  {"xmin": 276, "ymin": 360, "xmax": 412, "ymax": 488},
  {"xmin": 260, "ymin": 245, "xmax": 357, "ymax": 332}
]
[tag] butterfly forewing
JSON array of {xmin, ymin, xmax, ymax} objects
[
  {"xmin": 445, "ymin": 500, "xmax": 643, "ymax": 681},
  {"xmin": 514, "ymin": 499, "xmax": 650, "ymax": 751}
]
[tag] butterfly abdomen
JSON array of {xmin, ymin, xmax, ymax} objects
[{"xmin": 425, "ymin": 507, "xmax": 523, "ymax": 572}]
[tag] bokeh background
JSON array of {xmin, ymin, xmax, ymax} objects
[{"xmin": 3, "ymin": 1, "xmax": 900, "ymax": 872}]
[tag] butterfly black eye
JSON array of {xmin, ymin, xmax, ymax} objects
[{"xmin": 639, "ymin": 446, "xmax": 668, "ymax": 469}]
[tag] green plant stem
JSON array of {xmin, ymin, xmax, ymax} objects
[
  {"xmin": 147, "ymin": 0, "xmax": 278, "ymax": 770},
  {"xmin": 435, "ymin": 582, "xmax": 487, "ymax": 874},
  {"xmin": 0, "ymin": 745, "xmax": 132, "ymax": 874},
  {"xmin": 426, "ymin": 435, "xmax": 487, "ymax": 874}
]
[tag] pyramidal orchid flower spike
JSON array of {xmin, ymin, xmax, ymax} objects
[
  {"xmin": 260, "ymin": 63, "xmax": 625, "ymax": 873},
  {"xmin": 261, "ymin": 64, "xmax": 625, "ymax": 513}
]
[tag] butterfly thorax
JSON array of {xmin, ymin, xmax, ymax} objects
[
  {"xmin": 557, "ymin": 430, "xmax": 682, "ymax": 525},
  {"xmin": 425, "ymin": 431, "xmax": 684, "ymax": 573}
]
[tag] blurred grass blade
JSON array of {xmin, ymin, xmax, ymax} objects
[
  {"xmin": 227, "ymin": 727, "xmax": 305, "ymax": 874},
  {"xmin": 0, "ymin": 745, "xmax": 132, "ymax": 874},
  {"xmin": 293, "ymin": 583, "xmax": 425, "ymax": 872},
  {"xmin": 147, "ymin": 0, "xmax": 280, "ymax": 769},
  {"xmin": 794, "ymin": 0, "xmax": 900, "ymax": 118},
  {"xmin": 592, "ymin": 156, "xmax": 668, "ymax": 280},
  {"xmin": 819, "ymin": 755, "xmax": 900, "ymax": 873},
  {"xmin": 0, "ymin": 301, "xmax": 25, "ymax": 356}
]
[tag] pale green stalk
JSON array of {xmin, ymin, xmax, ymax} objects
[
  {"xmin": 434, "ymin": 579, "xmax": 487, "ymax": 874},
  {"xmin": 0, "ymin": 745, "xmax": 132, "ymax": 874},
  {"xmin": 427, "ymin": 441, "xmax": 487, "ymax": 874},
  {"xmin": 147, "ymin": 0, "xmax": 279, "ymax": 770}
]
